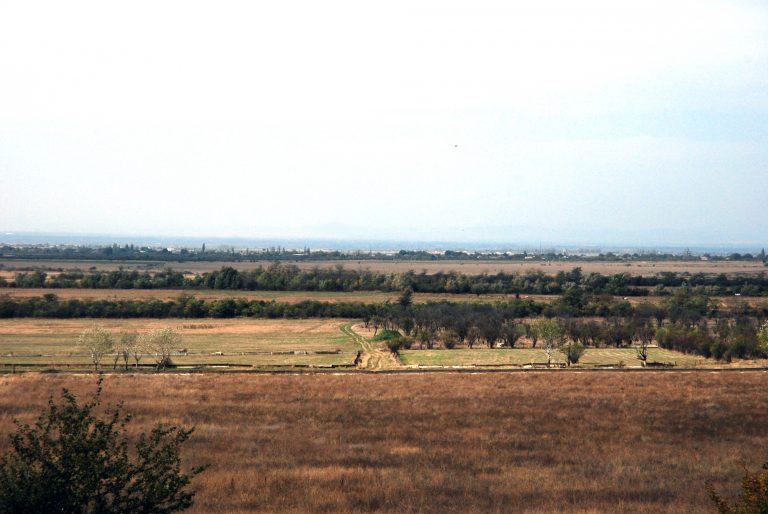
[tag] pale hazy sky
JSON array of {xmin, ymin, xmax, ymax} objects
[{"xmin": 1, "ymin": 0, "xmax": 767, "ymax": 245}]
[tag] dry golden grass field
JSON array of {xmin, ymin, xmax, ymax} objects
[
  {"xmin": 1, "ymin": 372, "xmax": 766, "ymax": 513},
  {"xmin": 2, "ymin": 258, "xmax": 766, "ymax": 276}
]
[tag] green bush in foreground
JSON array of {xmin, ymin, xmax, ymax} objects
[
  {"xmin": 708, "ymin": 461, "xmax": 768, "ymax": 513},
  {"xmin": 0, "ymin": 379, "xmax": 204, "ymax": 514}
]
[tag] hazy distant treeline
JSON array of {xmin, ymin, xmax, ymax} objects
[
  {"xmin": 2, "ymin": 243, "xmax": 766, "ymax": 263},
  {"xmin": 4, "ymin": 263, "xmax": 768, "ymax": 296}
]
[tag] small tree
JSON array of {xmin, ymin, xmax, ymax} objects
[
  {"xmin": 117, "ymin": 332, "xmax": 138, "ymax": 370},
  {"xmin": 397, "ymin": 287, "xmax": 414, "ymax": 309},
  {"xmin": 441, "ymin": 329, "xmax": 460, "ymax": 350},
  {"xmin": 0, "ymin": 379, "xmax": 204, "ymax": 513},
  {"xmin": 558, "ymin": 338, "xmax": 585, "ymax": 367},
  {"xmin": 466, "ymin": 326, "xmax": 480, "ymax": 349},
  {"xmin": 145, "ymin": 328, "xmax": 182, "ymax": 371},
  {"xmin": 534, "ymin": 319, "xmax": 564, "ymax": 367},
  {"xmin": 635, "ymin": 322, "xmax": 655, "ymax": 367},
  {"xmin": 500, "ymin": 320, "xmax": 523, "ymax": 348},
  {"xmin": 708, "ymin": 461, "xmax": 768, "ymax": 513},
  {"xmin": 416, "ymin": 327, "xmax": 435, "ymax": 350},
  {"xmin": 78, "ymin": 325, "xmax": 115, "ymax": 371},
  {"xmin": 758, "ymin": 321, "xmax": 768, "ymax": 357},
  {"xmin": 132, "ymin": 333, "xmax": 150, "ymax": 369},
  {"xmin": 112, "ymin": 332, "xmax": 137, "ymax": 371}
]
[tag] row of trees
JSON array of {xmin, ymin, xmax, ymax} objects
[
  {"xmin": 6, "ymin": 264, "xmax": 768, "ymax": 296},
  {"xmin": 0, "ymin": 289, "xmax": 764, "ymax": 323},
  {"xmin": 4, "ymin": 289, "xmax": 764, "ymax": 322},
  {"xmin": 77, "ymin": 326, "xmax": 182, "ymax": 371},
  {"xmin": 380, "ymin": 314, "xmax": 768, "ymax": 363}
]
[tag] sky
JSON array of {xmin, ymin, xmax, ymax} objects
[{"xmin": 1, "ymin": 0, "xmax": 767, "ymax": 247}]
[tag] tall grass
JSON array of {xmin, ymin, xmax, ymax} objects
[{"xmin": 1, "ymin": 372, "xmax": 766, "ymax": 512}]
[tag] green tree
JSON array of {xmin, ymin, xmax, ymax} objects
[
  {"xmin": 758, "ymin": 321, "xmax": 768, "ymax": 356},
  {"xmin": 0, "ymin": 380, "xmax": 204, "ymax": 513},
  {"xmin": 397, "ymin": 287, "xmax": 414, "ymax": 308},
  {"xmin": 558, "ymin": 338, "xmax": 585, "ymax": 367},
  {"xmin": 533, "ymin": 318, "xmax": 564, "ymax": 367}
]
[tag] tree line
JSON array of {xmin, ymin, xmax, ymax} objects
[
  {"xmin": 2, "ymin": 290, "xmax": 767, "ymax": 361},
  {"xmin": 369, "ymin": 292, "xmax": 768, "ymax": 362},
  {"xmin": 3, "ymin": 243, "xmax": 767, "ymax": 263},
  {"xmin": 5, "ymin": 264, "xmax": 768, "ymax": 296}
]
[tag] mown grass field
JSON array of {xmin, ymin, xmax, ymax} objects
[
  {"xmin": 0, "ymin": 318, "xmax": 359, "ymax": 369},
  {"xmin": 1, "ymin": 372, "xmax": 767, "ymax": 513},
  {"xmin": 398, "ymin": 347, "xmax": 703, "ymax": 367}
]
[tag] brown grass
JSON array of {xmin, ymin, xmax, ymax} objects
[
  {"xmin": 3, "ymin": 289, "xmax": 766, "ymax": 310},
  {"xmin": 1, "ymin": 372, "xmax": 766, "ymax": 513},
  {"xmin": 2, "ymin": 258, "xmax": 766, "ymax": 276}
]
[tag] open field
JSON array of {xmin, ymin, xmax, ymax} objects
[
  {"xmin": 0, "ymin": 318, "xmax": 359, "ymax": 369},
  {"xmin": 1, "ymin": 372, "xmax": 767, "ymax": 513},
  {"xmin": 2, "ymin": 258, "xmax": 766, "ymax": 276},
  {"xmin": 398, "ymin": 347, "xmax": 704, "ymax": 368},
  {"xmin": 1, "ymin": 318, "xmax": 759, "ymax": 370}
]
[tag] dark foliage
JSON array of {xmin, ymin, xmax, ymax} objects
[{"xmin": 0, "ymin": 379, "xmax": 204, "ymax": 514}]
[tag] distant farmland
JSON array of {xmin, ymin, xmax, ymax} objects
[{"xmin": 2, "ymin": 258, "xmax": 766, "ymax": 276}]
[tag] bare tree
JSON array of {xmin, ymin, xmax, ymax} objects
[
  {"xmin": 635, "ymin": 322, "xmax": 655, "ymax": 367},
  {"xmin": 77, "ymin": 325, "xmax": 114, "ymax": 371}
]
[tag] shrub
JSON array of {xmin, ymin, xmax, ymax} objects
[
  {"xmin": 559, "ymin": 340, "xmax": 586, "ymax": 367},
  {"xmin": 385, "ymin": 337, "xmax": 404, "ymax": 354},
  {"xmin": 0, "ymin": 379, "xmax": 204, "ymax": 513},
  {"xmin": 371, "ymin": 329, "xmax": 402, "ymax": 342},
  {"xmin": 708, "ymin": 461, "xmax": 768, "ymax": 513}
]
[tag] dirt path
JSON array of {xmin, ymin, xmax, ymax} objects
[{"xmin": 340, "ymin": 323, "xmax": 401, "ymax": 371}]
